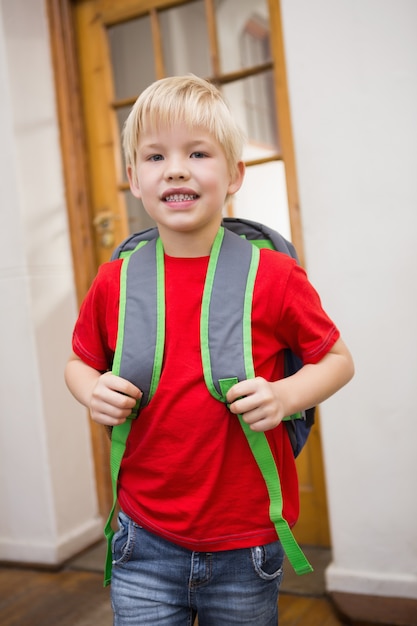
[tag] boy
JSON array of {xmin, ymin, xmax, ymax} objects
[{"xmin": 65, "ymin": 75, "xmax": 354, "ymax": 625}]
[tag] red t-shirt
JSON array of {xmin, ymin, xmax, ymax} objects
[{"xmin": 73, "ymin": 247, "xmax": 339, "ymax": 551}]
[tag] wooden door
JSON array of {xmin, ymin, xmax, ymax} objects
[{"xmin": 48, "ymin": 0, "xmax": 330, "ymax": 546}]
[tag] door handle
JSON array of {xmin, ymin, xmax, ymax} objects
[{"xmin": 93, "ymin": 210, "xmax": 119, "ymax": 248}]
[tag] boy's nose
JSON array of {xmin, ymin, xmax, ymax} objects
[{"xmin": 165, "ymin": 161, "xmax": 189, "ymax": 180}]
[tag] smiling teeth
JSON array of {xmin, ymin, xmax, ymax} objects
[{"xmin": 165, "ymin": 194, "xmax": 197, "ymax": 202}]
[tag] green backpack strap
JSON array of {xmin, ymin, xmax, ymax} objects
[
  {"xmin": 201, "ymin": 228, "xmax": 312, "ymax": 575},
  {"xmin": 219, "ymin": 377, "xmax": 312, "ymax": 575},
  {"xmin": 103, "ymin": 237, "xmax": 165, "ymax": 586},
  {"xmin": 103, "ymin": 418, "xmax": 134, "ymax": 586}
]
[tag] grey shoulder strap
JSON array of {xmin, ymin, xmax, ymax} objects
[
  {"xmin": 201, "ymin": 227, "xmax": 259, "ymax": 399},
  {"xmin": 112, "ymin": 237, "xmax": 165, "ymax": 408}
]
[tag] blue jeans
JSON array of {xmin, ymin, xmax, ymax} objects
[{"xmin": 110, "ymin": 511, "xmax": 284, "ymax": 625}]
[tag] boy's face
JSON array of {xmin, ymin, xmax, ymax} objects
[{"xmin": 127, "ymin": 122, "xmax": 244, "ymax": 253}]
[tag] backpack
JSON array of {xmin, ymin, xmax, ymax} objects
[
  {"xmin": 102, "ymin": 218, "xmax": 315, "ymax": 586},
  {"xmin": 111, "ymin": 217, "xmax": 315, "ymax": 456}
]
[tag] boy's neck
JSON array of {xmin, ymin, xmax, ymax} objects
[{"xmin": 157, "ymin": 222, "xmax": 222, "ymax": 258}]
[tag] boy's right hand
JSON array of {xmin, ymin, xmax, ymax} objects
[{"xmin": 89, "ymin": 372, "xmax": 142, "ymax": 426}]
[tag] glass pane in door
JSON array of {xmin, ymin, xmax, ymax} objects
[
  {"xmin": 115, "ymin": 105, "xmax": 133, "ymax": 184},
  {"xmin": 108, "ymin": 17, "xmax": 158, "ymax": 232},
  {"xmin": 215, "ymin": 0, "xmax": 270, "ymax": 73},
  {"xmin": 222, "ymin": 74, "xmax": 280, "ymax": 155},
  {"xmin": 108, "ymin": 15, "xmax": 156, "ymax": 100},
  {"xmin": 160, "ymin": 0, "xmax": 211, "ymax": 77},
  {"xmin": 125, "ymin": 192, "xmax": 157, "ymax": 234},
  {"xmin": 234, "ymin": 161, "xmax": 291, "ymax": 240},
  {"xmin": 116, "ymin": 106, "xmax": 157, "ymax": 232}
]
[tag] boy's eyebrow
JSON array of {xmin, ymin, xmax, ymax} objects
[
  {"xmin": 139, "ymin": 141, "xmax": 162, "ymax": 150},
  {"xmin": 139, "ymin": 137, "xmax": 214, "ymax": 152}
]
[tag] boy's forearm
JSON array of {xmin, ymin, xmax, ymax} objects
[
  {"xmin": 274, "ymin": 338, "xmax": 354, "ymax": 416},
  {"xmin": 65, "ymin": 355, "xmax": 101, "ymax": 410}
]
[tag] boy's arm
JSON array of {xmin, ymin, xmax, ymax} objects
[
  {"xmin": 227, "ymin": 337, "xmax": 354, "ymax": 433},
  {"xmin": 65, "ymin": 352, "xmax": 142, "ymax": 426}
]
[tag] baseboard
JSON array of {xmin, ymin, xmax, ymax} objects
[
  {"xmin": 330, "ymin": 591, "xmax": 417, "ymax": 626},
  {"xmin": 0, "ymin": 517, "xmax": 103, "ymax": 567},
  {"xmin": 326, "ymin": 562, "xmax": 417, "ymax": 600}
]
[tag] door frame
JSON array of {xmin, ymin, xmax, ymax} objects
[{"xmin": 47, "ymin": 0, "xmax": 114, "ymax": 514}]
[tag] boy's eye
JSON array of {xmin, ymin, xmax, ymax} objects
[
  {"xmin": 149, "ymin": 154, "xmax": 164, "ymax": 161},
  {"xmin": 191, "ymin": 151, "xmax": 207, "ymax": 159}
]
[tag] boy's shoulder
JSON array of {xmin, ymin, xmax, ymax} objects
[
  {"xmin": 88, "ymin": 258, "xmax": 123, "ymax": 298},
  {"xmin": 250, "ymin": 248, "xmax": 302, "ymax": 305},
  {"xmin": 98, "ymin": 257, "xmax": 123, "ymax": 278},
  {"xmin": 258, "ymin": 246, "xmax": 299, "ymax": 280}
]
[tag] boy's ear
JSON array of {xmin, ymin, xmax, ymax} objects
[
  {"xmin": 127, "ymin": 166, "xmax": 141, "ymax": 199},
  {"xmin": 227, "ymin": 161, "xmax": 245, "ymax": 196}
]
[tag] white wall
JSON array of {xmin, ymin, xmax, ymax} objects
[
  {"xmin": 0, "ymin": 0, "xmax": 102, "ymax": 564},
  {"xmin": 281, "ymin": 0, "xmax": 417, "ymax": 600}
]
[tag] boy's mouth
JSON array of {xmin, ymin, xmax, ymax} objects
[{"xmin": 164, "ymin": 193, "xmax": 199, "ymax": 202}]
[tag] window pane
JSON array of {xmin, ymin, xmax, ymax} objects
[
  {"xmin": 222, "ymin": 74, "xmax": 280, "ymax": 154},
  {"xmin": 160, "ymin": 0, "xmax": 211, "ymax": 77},
  {"xmin": 108, "ymin": 16, "xmax": 156, "ymax": 100},
  {"xmin": 125, "ymin": 192, "xmax": 156, "ymax": 234},
  {"xmin": 115, "ymin": 106, "xmax": 133, "ymax": 183},
  {"xmin": 215, "ymin": 0, "xmax": 270, "ymax": 73},
  {"xmin": 234, "ymin": 162, "xmax": 291, "ymax": 240}
]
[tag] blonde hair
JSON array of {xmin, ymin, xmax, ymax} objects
[{"xmin": 123, "ymin": 75, "xmax": 245, "ymax": 184}]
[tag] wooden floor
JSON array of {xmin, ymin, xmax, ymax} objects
[{"xmin": 0, "ymin": 563, "xmax": 348, "ymax": 626}]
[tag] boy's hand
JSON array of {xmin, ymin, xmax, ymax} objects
[
  {"xmin": 89, "ymin": 372, "xmax": 142, "ymax": 426},
  {"xmin": 226, "ymin": 377, "xmax": 285, "ymax": 432},
  {"xmin": 226, "ymin": 338, "xmax": 354, "ymax": 433}
]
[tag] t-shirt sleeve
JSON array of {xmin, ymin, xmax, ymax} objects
[
  {"xmin": 72, "ymin": 260, "xmax": 121, "ymax": 372},
  {"xmin": 271, "ymin": 255, "xmax": 340, "ymax": 364}
]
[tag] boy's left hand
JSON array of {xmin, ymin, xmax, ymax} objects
[
  {"xmin": 226, "ymin": 377, "xmax": 284, "ymax": 432},
  {"xmin": 226, "ymin": 338, "xmax": 354, "ymax": 433}
]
